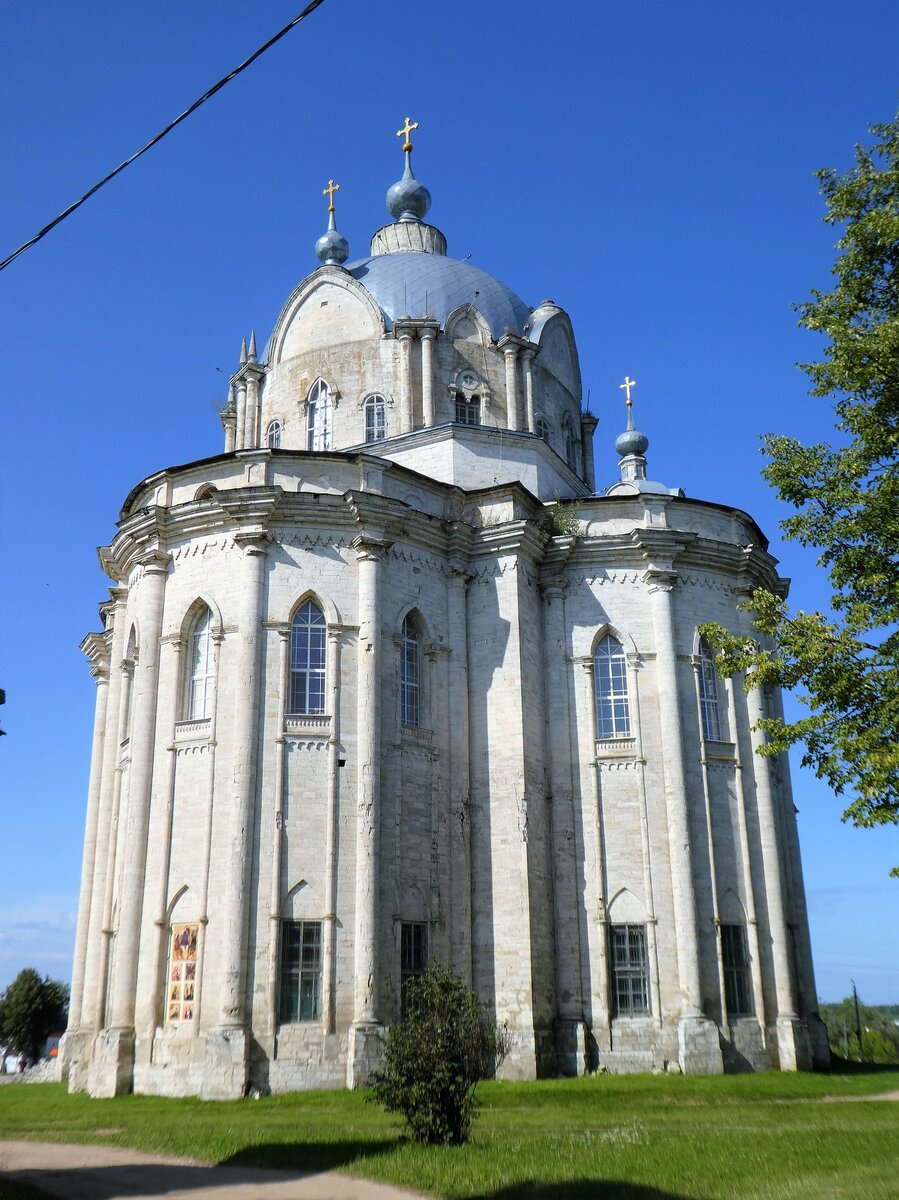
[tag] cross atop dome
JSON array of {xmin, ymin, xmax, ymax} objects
[
  {"xmin": 314, "ymin": 176, "xmax": 349, "ymax": 266},
  {"xmin": 386, "ymin": 115, "xmax": 431, "ymax": 223}
]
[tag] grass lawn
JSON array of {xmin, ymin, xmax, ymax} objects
[{"xmin": 0, "ymin": 1068, "xmax": 897, "ymax": 1199}]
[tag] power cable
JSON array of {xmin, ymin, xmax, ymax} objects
[{"xmin": 0, "ymin": 0, "xmax": 329, "ymax": 275}]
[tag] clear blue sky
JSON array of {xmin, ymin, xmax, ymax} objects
[{"xmin": 1, "ymin": 0, "xmax": 897, "ymax": 1005}]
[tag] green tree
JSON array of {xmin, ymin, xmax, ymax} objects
[
  {"xmin": 0, "ymin": 969, "xmax": 69, "ymax": 1062},
  {"xmin": 370, "ymin": 963, "xmax": 509, "ymax": 1145},
  {"xmin": 701, "ymin": 112, "xmax": 899, "ymax": 865}
]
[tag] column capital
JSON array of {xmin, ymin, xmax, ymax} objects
[
  {"xmin": 353, "ymin": 535, "xmax": 391, "ymax": 562},
  {"xmin": 417, "ymin": 321, "xmax": 438, "ymax": 340},
  {"xmin": 519, "ymin": 341, "xmax": 539, "ymax": 362},
  {"xmin": 497, "ymin": 332, "xmax": 527, "ymax": 357},
  {"xmin": 233, "ymin": 527, "xmax": 271, "ymax": 556},
  {"xmin": 393, "ymin": 319, "xmax": 417, "ymax": 341},
  {"xmin": 136, "ymin": 548, "xmax": 171, "ymax": 576}
]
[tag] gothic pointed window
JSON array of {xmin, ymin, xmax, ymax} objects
[
  {"xmin": 266, "ymin": 419, "xmax": 282, "ymax": 449},
  {"xmin": 698, "ymin": 638, "xmax": 722, "ymax": 741},
  {"xmin": 364, "ymin": 394, "xmax": 387, "ymax": 443},
  {"xmin": 594, "ymin": 634, "xmax": 631, "ymax": 738},
  {"xmin": 289, "ymin": 600, "xmax": 326, "ymax": 715},
  {"xmin": 401, "ymin": 615, "xmax": 420, "ymax": 727},
  {"xmin": 186, "ymin": 606, "xmax": 215, "ymax": 720},
  {"xmin": 306, "ymin": 379, "xmax": 333, "ymax": 451}
]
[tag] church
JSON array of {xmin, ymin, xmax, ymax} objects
[{"xmin": 61, "ymin": 121, "xmax": 830, "ymax": 1099}]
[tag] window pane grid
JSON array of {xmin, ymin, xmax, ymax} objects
[
  {"xmin": 400, "ymin": 922, "xmax": 427, "ymax": 1015},
  {"xmin": 698, "ymin": 640, "xmax": 722, "ymax": 740},
  {"xmin": 279, "ymin": 920, "xmax": 322, "ymax": 1023},
  {"xmin": 455, "ymin": 395, "xmax": 480, "ymax": 425},
  {"xmin": 364, "ymin": 394, "xmax": 387, "ymax": 442},
  {"xmin": 289, "ymin": 601, "xmax": 326, "ymax": 715},
  {"xmin": 306, "ymin": 381, "xmax": 333, "ymax": 451},
  {"xmin": 610, "ymin": 924, "xmax": 649, "ymax": 1016},
  {"xmin": 401, "ymin": 618, "xmax": 420, "ymax": 727},
  {"xmin": 594, "ymin": 635, "xmax": 631, "ymax": 738},
  {"xmin": 188, "ymin": 608, "xmax": 215, "ymax": 720},
  {"xmin": 721, "ymin": 924, "xmax": 753, "ymax": 1017}
]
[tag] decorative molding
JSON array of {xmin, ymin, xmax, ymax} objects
[
  {"xmin": 284, "ymin": 715, "xmax": 331, "ymax": 737},
  {"xmin": 174, "ymin": 718, "xmax": 212, "ymax": 742}
]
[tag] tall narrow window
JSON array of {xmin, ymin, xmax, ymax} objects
[
  {"xmin": 186, "ymin": 606, "xmax": 215, "ymax": 719},
  {"xmin": 166, "ymin": 924, "xmax": 198, "ymax": 1023},
  {"xmin": 721, "ymin": 924, "xmax": 753, "ymax": 1017},
  {"xmin": 278, "ymin": 920, "xmax": 322, "ymax": 1022},
  {"xmin": 594, "ymin": 634, "xmax": 631, "ymax": 738},
  {"xmin": 401, "ymin": 615, "xmax": 420, "ymax": 726},
  {"xmin": 266, "ymin": 419, "xmax": 282, "ymax": 449},
  {"xmin": 563, "ymin": 419, "xmax": 578, "ymax": 470},
  {"xmin": 289, "ymin": 601, "xmax": 326, "ymax": 715},
  {"xmin": 400, "ymin": 922, "xmax": 428, "ymax": 1015},
  {"xmin": 306, "ymin": 379, "xmax": 333, "ymax": 450},
  {"xmin": 455, "ymin": 394, "xmax": 480, "ymax": 425},
  {"xmin": 610, "ymin": 924, "xmax": 649, "ymax": 1017},
  {"xmin": 698, "ymin": 638, "xmax": 722, "ymax": 740},
  {"xmin": 536, "ymin": 415, "xmax": 550, "ymax": 443},
  {"xmin": 364, "ymin": 394, "xmax": 387, "ymax": 443}
]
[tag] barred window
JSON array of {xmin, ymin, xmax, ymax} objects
[
  {"xmin": 401, "ymin": 615, "xmax": 420, "ymax": 727},
  {"xmin": 698, "ymin": 638, "xmax": 722, "ymax": 740},
  {"xmin": 289, "ymin": 601, "xmax": 326, "ymax": 715},
  {"xmin": 721, "ymin": 924, "xmax": 753, "ymax": 1017},
  {"xmin": 306, "ymin": 379, "xmax": 333, "ymax": 450},
  {"xmin": 364, "ymin": 394, "xmax": 387, "ymax": 443},
  {"xmin": 610, "ymin": 924, "xmax": 649, "ymax": 1017},
  {"xmin": 400, "ymin": 921, "xmax": 427, "ymax": 1015},
  {"xmin": 536, "ymin": 415, "xmax": 550, "ymax": 443},
  {"xmin": 279, "ymin": 920, "xmax": 322, "ymax": 1022},
  {"xmin": 594, "ymin": 635, "xmax": 631, "ymax": 738},
  {"xmin": 455, "ymin": 394, "xmax": 480, "ymax": 425},
  {"xmin": 186, "ymin": 606, "xmax": 215, "ymax": 720}
]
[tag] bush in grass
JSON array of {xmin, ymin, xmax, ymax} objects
[
  {"xmin": 371, "ymin": 963, "xmax": 509, "ymax": 1145},
  {"xmin": 0, "ymin": 969, "xmax": 68, "ymax": 1062}
]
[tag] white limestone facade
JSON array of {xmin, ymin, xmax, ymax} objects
[{"xmin": 62, "ymin": 148, "xmax": 829, "ymax": 1099}]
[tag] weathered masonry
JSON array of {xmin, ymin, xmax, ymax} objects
[{"xmin": 62, "ymin": 125, "xmax": 829, "ymax": 1098}]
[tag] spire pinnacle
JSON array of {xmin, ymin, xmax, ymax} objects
[
  {"xmin": 315, "ymin": 177, "xmax": 349, "ymax": 266},
  {"xmin": 248, "ymin": 330, "xmax": 257, "ymax": 362},
  {"xmin": 239, "ymin": 337, "xmax": 248, "ymax": 366}
]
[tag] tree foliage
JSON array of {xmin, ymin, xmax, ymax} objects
[
  {"xmin": 701, "ymin": 112, "xmax": 899, "ymax": 864},
  {"xmin": 370, "ymin": 963, "xmax": 509, "ymax": 1145},
  {"xmin": 0, "ymin": 969, "xmax": 69, "ymax": 1061},
  {"xmin": 819, "ymin": 997, "xmax": 899, "ymax": 1064}
]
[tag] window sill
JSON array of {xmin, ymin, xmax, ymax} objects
[
  {"xmin": 402, "ymin": 724, "xmax": 433, "ymax": 745},
  {"xmin": 595, "ymin": 736, "xmax": 637, "ymax": 759},
  {"xmin": 174, "ymin": 718, "xmax": 211, "ymax": 742},
  {"xmin": 283, "ymin": 714, "xmax": 331, "ymax": 737},
  {"xmin": 703, "ymin": 739, "xmax": 736, "ymax": 762}
]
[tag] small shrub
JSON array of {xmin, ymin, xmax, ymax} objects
[
  {"xmin": 541, "ymin": 492, "xmax": 581, "ymax": 537},
  {"xmin": 370, "ymin": 963, "xmax": 509, "ymax": 1145}
]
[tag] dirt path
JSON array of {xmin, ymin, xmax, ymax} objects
[
  {"xmin": 0, "ymin": 1140, "xmax": 429, "ymax": 1200},
  {"xmin": 822, "ymin": 1089, "xmax": 899, "ymax": 1102}
]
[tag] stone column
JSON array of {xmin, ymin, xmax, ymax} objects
[
  {"xmin": 221, "ymin": 391, "xmax": 237, "ymax": 454},
  {"xmin": 522, "ymin": 347, "xmax": 537, "ymax": 433},
  {"xmin": 580, "ymin": 413, "xmax": 599, "ymax": 492},
  {"xmin": 501, "ymin": 342, "xmax": 521, "ymax": 430},
  {"xmin": 396, "ymin": 328, "xmax": 414, "ymax": 434},
  {"xmin": 323, "ymin": 626, "xmax": 343, "ymax": 1034},
  {"xmin": 244, "ymin": 373, "xmax": 261, "ymax": 449},
  {"xmin": 419, "ymin": 327, "xmax": 436, "ymax": 427},
  {"xmin": 235, "ymin": 380, "xmax": 248, "ymax": 449},
  {"xmin": 66, "ymin": 653, "xmax": 110, "ymax": 1037},
  {"xmin": 348, "ymin": 535, "xmax": 386, "ymax": 1085},
  {"xmin": 97, "ymin": 551, "xmax": 169, "ymax": 1096},
  {"xmin": 542, "ymin": 573, "xmax": 588, "ymax": 1075},
  {"xmin": 746, "ymin": 685, "xmax": 810, "ymax": 1070},
  {"xmin": 643, "ymin": 562, "xmax": 722, "ymax": 1073},
  {"xmin": 446, "ymin": 562, "xmax": 472, "ymax": 984}
]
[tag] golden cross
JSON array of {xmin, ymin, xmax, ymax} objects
[
  {"xmin": 619, "ymin": 376, "xmax": 637, "ymax": 404},
  {"xmin": 322, "ymin": 179, "xmax": 340, "ymax": 212},
  {"xmin": 397, "ymin": 115, "xmax": 419, "ymax": 152}
]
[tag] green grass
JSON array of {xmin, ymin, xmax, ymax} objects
[{"xmin": 0, "ymin": 1070, "xmax": 897, "ymax": 1199}]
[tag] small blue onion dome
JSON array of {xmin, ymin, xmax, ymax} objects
[
  {"xmin": 315, "ymin": 210, "xmax": 349, "ymax": 266},
  {"xmin": 615, "ymin": 425, "xmax": 649, "ymax": 457},
  {"xmin": 387, "ymin": 153, "xmax": 431, "ymax": 222}
]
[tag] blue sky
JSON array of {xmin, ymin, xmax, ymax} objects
[{"xmin": 0, "ymin": 0, "xmax": 897, "ymax": 1005}]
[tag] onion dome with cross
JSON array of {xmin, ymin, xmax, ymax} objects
[{"xmin": 314, "ymin": 178, "xmax": 350, "ymax": 266}]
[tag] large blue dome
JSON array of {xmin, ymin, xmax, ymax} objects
[{"xmin": 346, "ymin": 251, "xmax": 532, "ymax": 339}]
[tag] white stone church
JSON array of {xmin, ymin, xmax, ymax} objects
[{"xmin": 62, "ymin": 125, "xmax": 830, "ymax": 1099}]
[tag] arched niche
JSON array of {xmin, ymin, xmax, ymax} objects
[
  {"xmin": 531, "ymin": 311, "xmax": 582, "ymax": 400},
  {"xmin": 269, "ymin": 273, "xmax": 384, "ymax": 365},
  {"xmin": 607, "ymin": 887, "xmax": 645, "ymax": 923}
]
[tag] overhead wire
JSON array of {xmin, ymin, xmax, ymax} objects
[{"xmin": 0, "ymin": 0, "xmax": 329, "ymax": 275}]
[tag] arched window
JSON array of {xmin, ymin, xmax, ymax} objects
[
  {"xmin": 454, "ymin": 394, "xmax": 480, "ymax": 425},
  {"xmin": 290, "ymin": 601, "xmax": 326, "ymax": 714},
  {"xmin": 266, "ymin": 419, "xmax": 282, "ymax": 449},
  {"xmin": 536, "ymin": 415, "xmax": 550, "ymax": 443},
  {"xmin": 186, "ymin": 606, "xmax": 215, "ymax": 720},
  {"xmin": 698, "ymin": 638, "xmax": 722, "ymax": 740},
  {"xmin": 594, "ymin": 634, "xmax": 631, "ymax": 738},
  {"xmin": 364, "ymin": 394, "xmax": 387, "ymax": 443},
  {"xmin": 401, "ymin": 615, "xmax": 420, "ymax": 727},
  {"xmin": 306, "ymin": 380, "xmax": 333, "ymax": 451}
]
